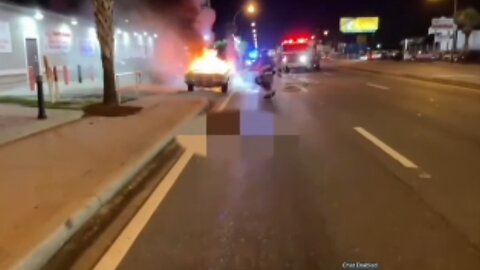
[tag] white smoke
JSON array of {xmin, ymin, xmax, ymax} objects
[{"xmin": 145, "ymin": 0, "xmax": 217, "ymax": 88}]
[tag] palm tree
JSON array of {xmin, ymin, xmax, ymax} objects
[
  {"xmin": 93, "ymin": 0, "xmax": 118, "ymax": 106},
  {"xmin": 454, "ymin": 8, "xmax": 480, "ymax": 52}
]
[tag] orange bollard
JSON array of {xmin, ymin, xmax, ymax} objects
[
  {"xmin": 28, "ymin": 66, "xmax": 36, "ymax": 91},
  {"xmin": 63, "ymin": 66, "xmax": 69, "ymax": 85}
]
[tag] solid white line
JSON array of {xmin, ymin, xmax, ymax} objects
[
  {"xmin": 216, "ymin": 91, "xmax": 235, "ymax": 111},
  {"xmin": 93, "ymin": 151, "xmax": 194, "ymax": 270},
  {"xmin": 366, "ymin": 83, "xmax": 390, "ymax": 90},
  {"xmin": 354, "ymin": 127, "xmax": 418, "ymax": 169}
]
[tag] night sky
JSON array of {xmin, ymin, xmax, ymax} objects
[
  {"xmin": 213, "ymin": 0, "xmax": 480, "ymax": 49},
  {"xmin": 12, "ymin": 0, "xmax": 480, "ymax": 49}
]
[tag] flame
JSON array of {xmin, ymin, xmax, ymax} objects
[{"xmin": 189, "ymin": 49, "xmax": 233, "ymax": 74}]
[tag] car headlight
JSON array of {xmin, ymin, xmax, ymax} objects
[
  {"xmin": 282, "ymin": 56, "xmax": 287, "ymax": 63},
  {"xmin": 299, "ymin": 55, "xmax": 308, "ymax": 63}
]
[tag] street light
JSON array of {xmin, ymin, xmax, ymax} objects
[
  {"xmin": 323, "ymin": 30, "xmax": 329, "ymax": 36},
  {"xmin": 232, "ymin": 2, "xmax": 258, "ymax": 34},
  {"xmin": 251, "ymin": 22, "xmax": 256, "ymax": 27},
  {"xmin": 246, "ymin": 3, "xmax": 256, "ymax": 14}
]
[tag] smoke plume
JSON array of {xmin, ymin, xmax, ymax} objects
[{"xmin": 114, "ymin": 0, "xmax": 216, "ymax": 87}]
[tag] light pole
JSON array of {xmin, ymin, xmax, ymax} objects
[
  {"xmin": 451, "ymin": 0, "xmax": 458, "ymax": 62},
  {"xmin": 232, "ymin": 2, "xmax": 257, "ymax": 35}
]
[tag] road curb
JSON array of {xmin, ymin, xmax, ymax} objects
[
  {"xmin": 342, "ymin": 66, "xmax": 480, "ymax": 91},
  {"xmin": 12, "ymin": 99, "xmax": 209, "ymax": 270}
]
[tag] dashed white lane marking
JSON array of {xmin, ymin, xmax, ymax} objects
[
  {"xmin": 366, "ymin": 83, "xmax": 391, "ymax": 90},
  {"xmin": 354, "ymin": 127, "xmax": 419, "ymax": 169},
  {"xmin": 93, "ymin": 151, "xmax": 194, "ymax": 270},
  {"xmin": 216, "ymin": 91, "xmax": 235, "ymax": 111}
]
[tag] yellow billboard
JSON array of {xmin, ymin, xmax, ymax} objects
[{"xmin": 340, "ymin": 17, "xmax": 379, "ymax": 33}]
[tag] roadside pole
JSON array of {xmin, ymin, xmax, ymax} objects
[
  {"xmin": 36, "ymin": 75, "xmax": 47, "ymax": 120},
  {"xmin": 43, "ymin": 56, "xmax": 56, "ymax": 104},
  {"xmin": 451, "ymin": 0, "xmax": 458, "ymax": 63},
  {"xmin": 53, "ymin": 66, "xmax": 60, "ymax": 102}
]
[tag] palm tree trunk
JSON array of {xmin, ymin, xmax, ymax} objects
[
  {"xmin": 94, "ymin": 0, "xmax": 118, "ymax": 106},
  {"xmin": 463, "ymin": 32, "xmax": 471, "ymax": 52}
]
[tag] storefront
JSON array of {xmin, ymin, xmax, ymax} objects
[
  {"xmin": 0, "ymin": 1, "xmax": 157, "ymax": 90},
  {"xmin": 428, "ymin": 17, "xmax": 480, "ymax": 52}
]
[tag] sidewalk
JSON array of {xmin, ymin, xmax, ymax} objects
[
  {"xmin": 0, "ymin": 73, "xmax": 149, "ymax": 98},
  {"xmin": 0, "ymin": 104, "xmax": 83, "ymax": 146},
  {"xmin": 0, "ymin": 95, "xmax": 208, "ymax": 269},
  {"xmin": 337, "ymin": 60, "xmax": 480, "ymax": 89}
]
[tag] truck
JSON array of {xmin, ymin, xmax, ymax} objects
[{"xmin": 277, "ymin": 34, "xmax": 321, "ymax": 73}]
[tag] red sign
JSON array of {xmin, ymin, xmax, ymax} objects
[{"xmin": 45, "ymin": 29, "xmax": 73, "ymax": 53}]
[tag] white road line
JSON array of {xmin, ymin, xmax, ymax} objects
[
  {"xmin": 216, "ymin": 91, "xmax": 235, "ymax": 111},
  {"xmin": 295, "ymin": 84, "xmax": 309, "ymax": 92},
  {"xmin": 366, "ymin": 83, "xmax": 391, "ymax": 90},
  {"xmin": 93, "ymin": 151, "xmax": 194, "ymax": 270},
  {"xmin": 354, "ymin": 127, "xmax": 418, "ymax": 169}
]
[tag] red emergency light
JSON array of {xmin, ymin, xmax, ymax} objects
[{"xmin": 282, "ymin": 36, "xmax": 312, "ymax": 45}]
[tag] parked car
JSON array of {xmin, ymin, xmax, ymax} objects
[
  {"xmin": 385, "ymin": 50, "xmax": 400, "ymax": 59},
  {"xmin": 413, "ymin": 51, "xmax": 440, "ymax": 62},
  {"xmin": 441, "ymin": 52, "xmax": 461, "ymax": 61},
  {"xmin": 403, "ymin": 52, "xmax": 415, "ymax": 61},
  {"xmin": 454, "ymin": 51, "xmax": 480, "ymax": 64}
]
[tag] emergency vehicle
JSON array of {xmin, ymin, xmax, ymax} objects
[{"xmin": 278, "ymin": 34, "xmax": 321, "ymax": 72}]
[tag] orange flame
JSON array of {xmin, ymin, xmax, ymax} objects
[{"xmin": 189, "ymin": 49, "xmax": 233, "ymax": 74}]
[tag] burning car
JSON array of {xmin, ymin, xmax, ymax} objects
[{"xmin": 185, "ymin": 49, "xmax": 233, "ymax": 93}]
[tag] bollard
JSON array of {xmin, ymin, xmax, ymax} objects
[
  {"xmin": 77, "ymin": 64, "xmax": 82, "ymax": 83},
  {"xmin": 47, "ymin": 67, "xmax": 54, "ymax": 103},
  {"xmin": 53, "ymin": 66, "xmax": 58, "ymax": 82},
  {"xmin": 90, "ymin": 66, "xmax": 95, "ymax": 81},
  {"xmin": 36, "ymin": 75, "xmax": 47, "ymax": 120},
  {"xmin": 28, "ymin": 66, "xmax": 36, "ymax": 91},
  {"xmin": 63, "ymin": 65, "xmax": 69, "ymax": 85},
  {"xmin": 53, "ymin": 66, "xmax": 60, "ymax": 101}
]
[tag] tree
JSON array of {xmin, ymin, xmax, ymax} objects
[
  {"xmin": 93, "ymin": 0, "xmax": 118, "ymax": 106},
  {"xmin": 454, "ymin": 8, "xmax": 480, "ymax": 52}
]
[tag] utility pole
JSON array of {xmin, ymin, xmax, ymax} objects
[{"xmin": 451, "ymin": 0, "xmax": 458, "ymax": 62}]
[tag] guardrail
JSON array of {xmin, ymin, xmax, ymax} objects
[{"xmin": 115, "ymin": 71, "xmax": 142, "ymax": 104}]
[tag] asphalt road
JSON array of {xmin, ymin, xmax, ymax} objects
[{"xmin": 92, "ymin": 67, "xmax": 480, "ymax": 270}]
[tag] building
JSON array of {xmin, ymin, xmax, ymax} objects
[
  {"xmin": 428, "ymin": 17, "xmax": 480, "ymax": 52},
  {"xmin": 0, "ymin": 1, "xmax": 158, "ymax": 92}
]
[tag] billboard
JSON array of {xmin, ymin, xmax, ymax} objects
[{"xmin": 340, "ymin": 17, "xmax": 379, "ymax": 33}]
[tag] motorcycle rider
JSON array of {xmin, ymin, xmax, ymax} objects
[{"xmin": 254, "ymin": 50, "xmax": 277, "ymax": 99}]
